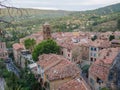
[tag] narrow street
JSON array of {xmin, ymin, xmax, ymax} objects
[{"xmin": 0, "ymin": 78, "xmax": 5, "ymax": 90}]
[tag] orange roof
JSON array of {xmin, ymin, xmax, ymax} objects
[
  {"xmin": 58, "ymin": 41, "xmax": 77, "ymax": 49},
  {"xmin": 90, "ymin": 63, "xmax": 109, "ymax": 81},
  {"xmin": 12, "ymin": 43, "xmax": 24, "ymax": 50},
  {"xmin": 57, "ymin": 79, "xmax": 88, "ymax": 90},
  {"xmin": 37, "ymin": 54, "xmax": 62, "ymax": 69},
  {"xmin": 37, "ymin": 54, "xmax": 80, "ymax": 81}
]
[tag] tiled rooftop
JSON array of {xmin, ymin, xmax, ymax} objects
[
  {"xmin": 90, "ymin": 39, "xmax": 110, "ymax": 48},
  {"xmin": 57, "ymin": 78, "xmax": 88, "ymax": 90},
  {"xmin": 12, "ymin": 43, "xmax": 24, "ymax": 50},
  {"xmin": 111, "ymin": 39, "xmax": 120, "ymax": 44},
  {"xmin": 37, "ymin": 54, "xmax": 80, "ymax": 81}
]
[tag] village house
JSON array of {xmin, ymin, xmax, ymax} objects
[
  {"xmin": 111, "ymin": 39, "xmax": 120, "ymax": 47},
  {"xmin": 113, "ymin": 31, "xmax": 120, "ymax": 39},
  {"xmin": 0, "ymin": 42, "xmax": 8, "ymax": 59},
  {"xmin": 52, "ymin": 32, "xmax": 76, "ymax": 61},
  {"xmin": 37, "ymin": 54, "xmax": 80, "ymax": 90},
  {"xmin": 12, "ymin": 43, "xmax": 24, "ymax": 64},
  {"xmin": 89, "ymin": 39, "xmax": 111, "ymax": 64},
  {"xmin": 57, "ymin": 78, "xmax": 91, "ymax": 90},
  {"xmin": 80, "ymin": 42, "xmax": 90, "ymax": 67},
  {"xmin": 88, "ymin": 48, "xmax": 119, "ymax": 90},
  {"xmin": 57, "ymin": 38, "xmax": 80, "ymax": 61}
]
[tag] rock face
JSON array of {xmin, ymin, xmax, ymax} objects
[{"xmin": 108, "ymin": 52, "xmax": 120, "ymax": 90}]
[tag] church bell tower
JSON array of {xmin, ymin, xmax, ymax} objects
[{"xmin": 43, "ymin": 22, "xmax": 51, "ymax": 40}]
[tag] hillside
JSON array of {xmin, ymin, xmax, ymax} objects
[
  {"xmin": 92, "ymin": 3, "xmax": 120, "ymax": 15},
  {"xmin": 0, "ymin": 8, "xmax": 71, "ymax": 19},
  {"xmin": 67, "ymin": 3, "xmax": 120, "ymax": 32},
  {"xmin": 0, "ymin": 3, "xmax": 120, "ymax": 47}
]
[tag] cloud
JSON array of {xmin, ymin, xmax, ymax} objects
[
  {"xmin": 9, "ymin": 0, "xmax": 120, "ymax": 11},
  {"xmin": 31, "ymin": 7, "xmax": 58, "ymax": 10}
]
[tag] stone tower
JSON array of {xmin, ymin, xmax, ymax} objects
[{"xmin": 43, "ymin": 22, "xmax": 51, "ymax": 40}]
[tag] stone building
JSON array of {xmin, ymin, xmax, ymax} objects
[
  {"xmin": 12, "ymin": 43, "xmax": 24, "ymax": 64},
  {"xmin": 37, "ymin": 54, "xmax": 80, "ymax": 90},
  {"xmin": 43, "ymin": 22, "xmax": 52, "ymax": 40},
  {"xmin": 89, "ymin": 39, "xmax": 110, "ymax": 64},
  {"xmin": 89, "ymin": 48, "xmax": 119, "ymax": 90}
]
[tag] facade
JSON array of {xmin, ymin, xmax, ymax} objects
[
  {"xmin": 0, "ymin": 42, "xmax": 8, "ymax": 59},
  {"xmin": 55, "ymin": 32, "xmax": 91, "ymax": 64},
  {"xmin": 89, "ymin": 39, "xmax": 110, "ymax": 64},
  {"xmin": 37, "ymin": 54, "xmax": 80, "ymax": 90},
  {"xmin": 58, "ymin": 39, "xmax": 84, "ymax": 64},
  {"xmin": 12, "ymin": 43, "xmax": 24, "ymax": 64},
  {"xmin": 89, "ymin": 48, "xmax": 119, "ymax": 90}
]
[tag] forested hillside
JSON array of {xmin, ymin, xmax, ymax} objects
[{"xmin": 0, "ymin": 3, "xmax": 120, "ymax": 47}]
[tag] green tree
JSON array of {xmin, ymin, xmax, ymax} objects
[
  {"xmin": 117, "ymin": 18, "xmax": 120, "ymax": 30},
  {"xmin": 24, "ymin": 38, "xmax": 36, "ymax": 52},
  {"xmin": 32, "ymin": 39, "xmax": 60, "ymax": 61},
  {"xmin": 91, "ymin": 35, "xmax": 97, "ymax": 41},
  {"xmin": 109, "ymin": 35, "xmax": 115, "ymax": 41}
]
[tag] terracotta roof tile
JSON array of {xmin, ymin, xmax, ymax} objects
[
  {"xmin": 111, "ymin": 39, "xmax": 120, "ymax": 44},
  {"xmin": 90, "ymin": 39, "xmax": 110, "ymax": 48},
  {"xmin": 12, "ymin": 43, "xmax": 24, "ymax": 50},
  {"xmin": 57, "ymin": 79, "xmax": 88, "ymax": 90},
  {"xmin": 37, "ymin": 54, "xmax": 80, "ymax": 81}
]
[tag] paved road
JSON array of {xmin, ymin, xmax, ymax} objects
[{"xmin": 0, "ymin": 78, "xmax": 5, "ymax": 90}]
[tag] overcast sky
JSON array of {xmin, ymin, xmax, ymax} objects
[{"xmin": 3, "ymin": 0, "xmax": 120, "ymax": 11}]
